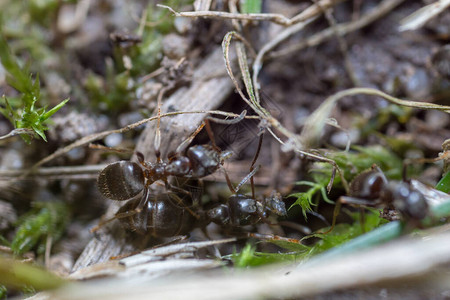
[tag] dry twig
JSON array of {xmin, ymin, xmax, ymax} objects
[{"xmin": 158, "ymin": 0, "xmax": 343, "ymax": 27}]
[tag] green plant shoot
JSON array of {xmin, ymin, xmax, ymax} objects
[
  {"xmin": 240, "ymin": 0, "xmax": 262, "ymax": 14},
  {"xmin": 11, "ymin": 202, "xmax": 69, "ymax": 256},
  {"xmin": 0, "ymin": 35, "xmax": 68, "ymax": 143}
]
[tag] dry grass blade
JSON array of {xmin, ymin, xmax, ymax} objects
[
  {"xmin": 28, "ymin": 110, "xmax": 258, "ymax": 171},
  {"xmin": 32, "ymin": 225, "xmax": 450, "ymax": 300},
  {"xmin": 222, "ymin": 27, "xmax": 350, "ymax": 192},
  {"xmin": 300, "ymin": 87, "xmax": 450, "ymax": 149},
  {"xmin": 158, "ymin": 0, "xmax": 343, "ymax": 27},
  {"xmin": 399, "ymin": 0, "xmax": 450, "ymax": 31},
  {"xmin": 0, "ymin": 128, "xmax": 35, "ymax": 141}
]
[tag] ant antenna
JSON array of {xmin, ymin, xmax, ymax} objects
[
  {"xmin": 154, "ymin": 87, "xmax": 168, "ymax": 163},
  {"xmin": 204, "ymin": 119, "xmax": 220, "ymax": 151},
  {"xmin": 250, "ymin": 132, "xmax": 264, "ymax": 199},
  {"xmin": 234, "ymin": 165, "xmax": 261, "ymax": 193},
  {"xmin": 174, "ymin": 122, "xmax": 206, "ymax": 154}
]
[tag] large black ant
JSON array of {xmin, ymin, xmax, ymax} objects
[
  {"xmin": 322, "ymin": 164, "xmax": 447, "ymax": 233},
  {"xmin": 94, "ymin": 118, "xmax": 231, "ymax": 234},
  {"xmin": 97, "ymin": 121, "xmax": 231, "ymax": 200},
  {"xmin": 94, "ymin": 130, "xmax": 289, "ymax": 240},
  {"xmin": 206, "ymin": 134, "xmax": 287, "ymax": 231}
]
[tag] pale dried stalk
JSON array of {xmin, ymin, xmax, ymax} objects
[
  {"xmin": 30, "ymin": 110, "xmax": 258, "ymax": 171},
  {"xmin": 36, "ymin": 226, "xmax": 450, "ymax": 300},
  {"xmin": 0, "ymin": 164, "xmax": 107, "ymax": 180},
  {"xmin": 399, "ymin": 0, "xmax": 450, "ymax": 31},
  {"xmin": 158, "ymin": 0, "xmax": 343, "ymax": 27},
  {"xmin": 300, "ymin": 87, "xmax": 450, "ymax": 149},
  {"xmin": 222, "ymin": 31, "xmax": 349, "ymax": 192},
  {"xmin": 0, "ymin": 128, "xmax": 34, "ymax": 141}
]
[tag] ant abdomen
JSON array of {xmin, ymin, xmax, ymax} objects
[
  {"xmin": 97, "ymin": 161, "xmax": 145, "ymax": 201},
  {"xmin": 117, "ymin": 193, "xmax": 199, "ymax": 237}
]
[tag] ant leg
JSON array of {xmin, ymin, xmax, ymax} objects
[
  {"xmin": 135, "ymin": 187, "xmax": 150, "ymax": 212},
  {"xmin": 317, "ymin": 199, "xmax": 342, "ymax": 234},
  {"xmin": 250, "ymin": 132, "xmax": 264, "ymax": 200},
  {"xmin": 90, "ymin": 215, "xmax": 118, "ymax": 233},
  {"xmin": 223, "ymin": 133, "xmax": 263, "ymax": 201},
  {"xmin": 247, "ymin": 232, "xmax": 302, "ymax": 244},
  {"xmin": 221, "ymin": 164, "xmax": 259, "ymax": 194},
  {"xmin": 278, "ymin": 221, "xmax": 312, "ymax": 235},
  {"xmin": 173, "ymin": 122, "xmax": 206, "ymax": 155},
  {"xmin": 318, "ymin": 196, "xmax": 377, "ymax": 234},
  {"xmin": 136, "ymin": 151, "xmax": 149, "ymax": 169},
  {"xmin": 371, "ymin": 164, "xmax": 389, "ymax": 184},
  {"xmin": 204, "ymin": 118, "xmax": 220, "ymax": 151},
  {"xmin": 234, "ymin": 165, "xmax": 260, "ymax": 193},
  {"xmin": 359, "ymin": 207, "xmax": 366, "ymax": 233},
  {"xmin": 166, "ymin": 192, "xmax": 201, "ymax": 219}
]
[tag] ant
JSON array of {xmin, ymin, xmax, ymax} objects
[
  {"xmin": 207, "ymin": 133, "xmax": 287, "ymax": 230},
  {"xmin": 94, "ymin": 131, "xmax": 291, "ymax": 241},
  {"xmin": 322, "ymin": 164, "xmax": 448, "ymax": 234},
  {"xmin": 96, "ymin": 119, "xmax": 232, "ymax": 218}
]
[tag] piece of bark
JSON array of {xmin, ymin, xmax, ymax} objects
[
  {"xmin": 136, "ymin": 48, "xmax": 235, "ymax": 160},
  {"xmin": 72, "ymin": 46, "xmax": 235, "ymax": 271}
]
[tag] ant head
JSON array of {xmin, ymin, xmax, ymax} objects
[
  {"xmin": 349, "ymin": 167, "xmax": 387, "ymax": 199},
  {"xmin": 265, "ymin": 192, "xmax": 287, "ymax": 216},
  {"xmin": 388, "ymin": 181, "xmax": 429, "ymax": 220}
]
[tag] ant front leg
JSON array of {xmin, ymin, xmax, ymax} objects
[
  {"xmin": 247, "ymin": 232, "xmax": 303, "ymax": 244},
  {"xmin": 318, "ymin": 196, "xmax": 376, "ymax": 234}
]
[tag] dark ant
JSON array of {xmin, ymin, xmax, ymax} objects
[
  {"xmin": 207, "ymin": 134, "xmax": 287, "ymax": 230},
  {"xmin": 110, "ymin": 31, "xmax": 142, "ymax": 49},
  {"xmin": 94, "ymin": 118, "xmax": 231, "ymax": 233},
  {"xmin": 322, "ymin": 164, "xmax": 442, "ymax": 234},
  {"xmin": 97, "ymin": 120, "xmax": 231, "ymax": 207},
  {"xmin": 94, "ymin": 132, "xmax": 290, "ymax": 241}
]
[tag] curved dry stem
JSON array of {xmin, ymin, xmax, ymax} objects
[
  {"xmin": 158, "ymin": 0, "xmax": 343, "ymax": 26},
  {"xmin": 300, "ymin": 87, "xmax": 450, "ymax": 150},
  {"xmin": 0, "ymin": 128, "xmax": 35, "ymax": 141},
  {"xmin": 30, "ymin": 110, "xmax": 259, "ymax": 171}
]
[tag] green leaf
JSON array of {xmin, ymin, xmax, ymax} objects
[
  {"xmin": 289, "ymin": 181, "xmax": 326, "ymax": 218},
  {"xmin": 240, "ymin": 0, "xmax": 262, "ymax": 14},
  {"xmin": 436, "ymin": 171, "xmax": 450, "ymax": 193},
  {"xmin": 0, "ymin": 34, "xmax": 68, "ymax": 142},
  {"xmin": 0, "ymin": 256, "xmax": 66, "ymax": 291},
  {"xmin": 230, "ymin": 243, "xmax": 306, "ymax": 267},
  {"xmin": 40, "ymin": 98, "xmax": 69, "ymax": 121},
  {"xmin": 11, "ymin": 202, "xmax": 69, "ymax": 255}
]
